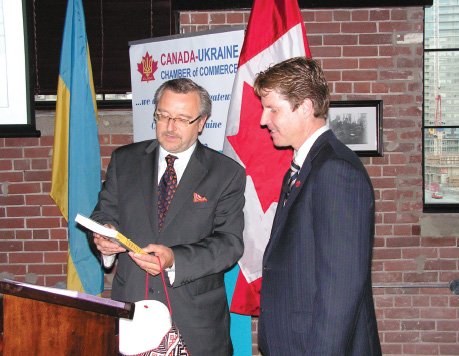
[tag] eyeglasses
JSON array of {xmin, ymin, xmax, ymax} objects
[{"xmin": 154, "ymin": 110, "xmax": 201, "ymax": 127}]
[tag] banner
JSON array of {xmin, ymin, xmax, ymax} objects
[{"xmin": 129, "ymin": 27, "xmax": 244, "ymax": 151}]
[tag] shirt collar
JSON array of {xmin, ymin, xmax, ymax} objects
[{"xmin": 294, "ymin": 126, "xmax": 329, "ymax": 168}]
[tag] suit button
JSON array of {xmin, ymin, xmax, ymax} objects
[
  {"xmin": 149, "ymin": 287, "xmax": 154, "ymax": 293},
  {"xmin": 263, "ymin": 266, "xmax": 269, "ymax": 271}
]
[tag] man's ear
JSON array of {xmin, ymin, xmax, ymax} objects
[
  {"xmin": 198, "ymin": 116, "xmax": 208, "ymax": 133},
  {"xmin": 299, "ymin": 98, "xmax": 314, "ymax": 117}
]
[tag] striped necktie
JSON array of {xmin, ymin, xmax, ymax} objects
[{"xmin": 284, "ymin": 158, "xmax": 300, "ymax": 205}]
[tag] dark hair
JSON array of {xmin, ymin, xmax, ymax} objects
[
  {"xmin": 154, "ymin": 78, "xmax": 212, "ymax": 118},
  {"xmin": 253, "ymin": 57, "xmax": 330, "ymax": 119}
]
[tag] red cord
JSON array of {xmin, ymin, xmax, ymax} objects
[{"xmin": 144, "ymin": 256, "xmax": 172, "ymax": 315}]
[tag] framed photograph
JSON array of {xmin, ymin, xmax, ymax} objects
[
  {"xmin": 0, "ymin": 0, "xmax": 39, "ymax": 137},
  {"xmin": 328, "ymin": 100, "xmax": 383, "ymax": 157}
]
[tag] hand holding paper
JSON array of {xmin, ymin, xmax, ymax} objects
[{"xmin": 75, "ymin": 214, "xmax": 147, "ymax": 255}]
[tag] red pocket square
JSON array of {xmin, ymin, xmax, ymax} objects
[{"xmin": 193, "ymin": 193, "xmax": 207, "ymax": 202}]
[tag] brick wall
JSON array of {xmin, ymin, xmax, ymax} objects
[{"xmin": 1, "ymin": 6, "xmax": 459, "ymax": 356}]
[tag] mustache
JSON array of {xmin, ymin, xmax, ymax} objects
[{"xmin": 161, "ymin": 131, "xmax": 180, "ymax": 138}]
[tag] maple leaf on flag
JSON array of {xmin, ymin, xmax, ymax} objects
[
  {"xmin": 137, "ymin": 51, "xmax": 158, "ymax": 82},
  {"xmin": 228, "ymin": 82, "xmax": 292, "ymax": 213}
]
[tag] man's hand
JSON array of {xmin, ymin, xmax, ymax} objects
[
  {"xmin": 93, "ymin": 224, "xmax": 126, "ymax": 255},
  {"xmin": 129, "ymin": 244, "xmax": 175, "ymax": 276}
]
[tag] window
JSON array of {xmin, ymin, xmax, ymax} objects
[{"xmin": 423, "ymin": 0, "xmax": 459, "ymax": 212}]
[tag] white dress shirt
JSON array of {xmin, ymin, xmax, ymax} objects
[{"xmin": 103, "ymin": 142, "xmax": 198, "ymax": 284}]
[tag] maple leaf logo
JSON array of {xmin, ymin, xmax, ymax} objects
[
  {"xmin": 228, "ymin": 82, "xmax": 292, "ymax": 212},
  {"xmin": 137, "ymin": 52, "xmax": 158, "ymax": 82}
]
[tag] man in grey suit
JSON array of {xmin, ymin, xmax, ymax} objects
[
  {"xmin": 255, "ymin": 57, "xmax": 381, "ymax": 355},
  {"xmin": 89, "ymin": 78, "xmax": 245, "ymax": 355}
]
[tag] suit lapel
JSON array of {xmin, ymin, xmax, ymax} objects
[
  {"xmin": 141, "ymin": 140, "xmax": 160, "ymax": 235},
  {"xmin": 266, "ymin": 130, "xmax": 332, "ymax": 257},
  {"xmin": 160, "ymin": 142, "xmax": 208, "ymax": 232}
]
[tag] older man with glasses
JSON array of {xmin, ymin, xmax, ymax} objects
[{"xmin": 88, "ymin": 78, "xmax": 246, "ymax": 356}]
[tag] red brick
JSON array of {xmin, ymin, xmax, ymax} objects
[
  {"xmin": 386, "ymin": 237, "xmax": 420, "ymax": 248},
  {"xmin": 424, "ymin": 260, "xmax": 457, "ymax": 271},
  {"xmin": 307, "ymin": 22, "xmax": 341, "ymax": 34},
  {"xmin": 25, "ymin": 194, "xmax": 55, "ymax": 205},
  {"xmin": 28, "ymin": 264, "xmax": 63, "ymax": 275},
  {"xmin": 342, "ymin": 22, "xmax": 377, "ymax": 33},
  {"xmin": 45, "ymin": 276, "xmax": 67, "ymax": 288},
  {"xmin": 379, "ymin": 22, "xmax": 412, "ymax": 32},
  {"xmin": 5, "ymin": 137, "xmax": 40, "ymax": 147},
  {"xmin": 24, "ymin": 170, "xmax": 52, "ymax": 182},
  {"xmin": 402, "ymin": 248, "xmax": 438, "ymax": 259},
  {"xmin": 333, "ymin": 10, "xmax": 351, "ymax": 21},
  {"xmin": 0, "ymin": 230, "xmax": 15, "ymax": 239},
  {"xmin": 9, "ymin": 252, "xmax": 44, "ymax": 263},
  {"xmin": 50, "ymin": 229, "xmax": 68, "ymax": 240},
  {"xmin": 384, "ymin": 331, "xmax": 420, "ymax": 343},
  {"xmin": 44, "ymin": 252, "xmax": 68, "ymax": 264},
  {"xmin": 32, "ymin": 230, "xmax": 50, "ymax": 239},
  {"xmin": 6, "ymin": 206, "xmax": 41, "ymax": 217},
  {"xmin": 401, "ymin": 320, "xmax": 435, "ymax": 331},
  {"xmin": 403, "ymin": 343, "xmax": 439, "ymax": 355},
  {"xmin": 431, "ymin": 296, "xmax": 449, "ymax": 307},
  {"xmin": 343, "ymin": 70, "xmax": 378, "ymax": 81},
  {"xmin": 26, "ymin": 217, "xmax": 61, "ymax": 229},
  {"xmin": 190, "ymin": 13, "xmax": 208, "ymax": 24},
  {"xmin": 23, "ymin": 147, "xmax": 53, "ymax": 159},
  {"xmin": 0, "ymin": 241, "xmax": 23, "ymax": 251},
  {"xmin": 7, "ymin": 182, "xmax": 41, "ymax": 194},
  {"xmin": 0, "ymin": 160, "xmax": 13, "ymax": 170},
  {"xmin": 227, "ymin": 12, "xmax": 244, "ymax": 24},
  {"xmin": 439, "ymin": 248, "xmax": 459, "ymax": 259},
  {"xmin": 412, "ymin": 296, "xmax": 430, "ymax": 307},
  {"xmin": 315, "ymin": 10, "xmax": 333, "ymax": 22},
  {"xmin": 0, "ymin": 265, "xmax": 26, "ymax": 275},
  {"xmin": 372, "ymin": 272, "xmax": 403, "ymax": 283},
  {"xmin": 437, "ymin": 320, "xmax": 459, "ymax": 331},
  {"xmin": 421, "ymin": 308, "xmax": 457, "ymax": 319},
  {"xmin": 0, "ymin": 171, "xmax": 24, "ymax": 182},
  {"xmin": 16, "ymin": 229, "xmax": 32, "ymax": 239},
  {"xmin": 209, "ymin": 13, "xmax": 225, "ymax": 24},
  {"xmin": 0, "ymin": 218, "xmax": 25, "ymax": 229},
  {"xmin": 31, "ymin": 158, "xmax": 49, "ymax": 170},
  {"xmin": 404, "ymin": 272, "xmax": 438, "ymax": 283},
  {"xmin": 353, "ymin": 82, "xmax": 371, "ymax": 92},
  {"xmin": 0, "ymin": 148, "xmax": 24, "ymax": 159},
  {"xmin": 374, "ymin": 295, "xmax": 394, "ymax": 308},
  {"xmin": 385, "ymin": 260, "xmax": 418, "ymax": 271},
  {"xmin": 421, "ymin": 331, "xmax": 457, "ymax": 343},
  {"xmin": 422, "ymin": 238, "xmax": 456, "ymax": 247},
  {"xmin": 439, "ymin": 345, "xmax": 459, "ymax": 355}
]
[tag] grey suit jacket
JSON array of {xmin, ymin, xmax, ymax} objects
[
  {"xmin": 89, "ymin": 139, "xmax": 245, "ymax": 356},
  {"xmin": 258, "ymin": 130, "xmax": 381, "ymax": 356}
]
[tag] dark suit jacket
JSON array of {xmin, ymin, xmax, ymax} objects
[
  {"xmin": 258, "ymin": 130, "xmax": 381, "ymax": 356},
  {"xmin": 89, "ymin": 139, "xmax": 245, "ymax": 356}
]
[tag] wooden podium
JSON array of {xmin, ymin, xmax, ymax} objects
[{"xmin": 0, "ymin": 280, "xmax": 134, "ymax": 356}]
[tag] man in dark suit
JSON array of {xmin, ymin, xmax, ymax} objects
[
  {"xmin": 89, "ymin": 78, "xmax": 245, "ymax": 355},
  {"xmin": 255, "ymin": 57, "xmax": 381, "ymax": 355}
]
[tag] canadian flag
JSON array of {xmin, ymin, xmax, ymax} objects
[{"xmin": 223, "ymin": 0, "xmax": 311, "ymax": 315}]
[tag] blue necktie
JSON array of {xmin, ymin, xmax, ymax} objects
[{"xmin": 284, "ymin": 158, "xmax": 300, "ymax": 205}]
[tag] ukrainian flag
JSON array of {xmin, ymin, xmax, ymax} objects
[{"xmin": 50, "ymin": 0, "xmax": 103, "ymax": 295}]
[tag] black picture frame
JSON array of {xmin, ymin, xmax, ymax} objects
[
  {"xmin": 0, "ymin": 0, "xmax": 40, "ymax": 138},
  {"xmin": 328, "ymin": 100, "xmax": 383, "ymax": 157}
]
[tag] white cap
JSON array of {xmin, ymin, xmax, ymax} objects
[{"xmin": 119, "ymin": 300, "xmax": 172, "ymax": 355}]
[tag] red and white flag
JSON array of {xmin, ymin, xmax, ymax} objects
[{"xmin": 223, "ymin": 0, "xmax": 311, "ymax": 316}]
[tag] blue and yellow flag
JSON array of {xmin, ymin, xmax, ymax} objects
[{"xmin": 50, "ymin": 0, "xmax": 103, "ymax": 295}]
